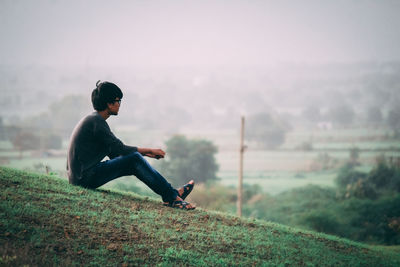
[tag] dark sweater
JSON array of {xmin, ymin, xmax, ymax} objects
[{"xmin": 67, "ymin": 112, "xmax": 137, "ymax": 185}]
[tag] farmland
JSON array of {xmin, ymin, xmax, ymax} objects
[{"xmin": 1, "ymin": 126, "xmax": 399, "ymax": 196}]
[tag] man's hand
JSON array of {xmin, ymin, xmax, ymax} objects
[{"xmin": 138, "ymin": 148, "xmax": 165, "ymax": 159}]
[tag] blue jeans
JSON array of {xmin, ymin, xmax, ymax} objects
[{"xmin": 81, "ymin": 152, "xmax": 178, "ymax": 203}]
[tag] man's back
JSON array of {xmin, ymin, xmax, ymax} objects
[{"xmin": 67, "ymin": 112, "xmax": 109, "ymax": 185}]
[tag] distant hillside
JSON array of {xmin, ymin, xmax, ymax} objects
[{"xmin": 1, "ymin": 167, "xmax": 399, "ymax": 266}]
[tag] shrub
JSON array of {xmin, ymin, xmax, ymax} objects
[
  {"xmin": 368, "ymin": 157, "xmax": 400, "ymax": 192},
  {"xmin": 250, "ymin": 185, "xmax": 337, "ymax": 226},
  {"xmin": 187, "ymin": 183, "xmax": 236, "ymax": 213},
  {"xmin": 301, "ymin": 210, "xmax": 340, "ymax": 234},
  {"xmin": 335, "ymin": 166, "xmax": 367, "ymax": 190},
  {"xmin": 158, "ymin": 135, "xmax": 219, "ymax": 186},
  {"xmin": 344, "ymin": 195, "xmax": 400, "ymax": 245}
]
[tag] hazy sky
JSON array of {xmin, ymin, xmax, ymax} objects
[{"xmin": 1, "ymin": 0, "xmax": 400, "ymax": 67}]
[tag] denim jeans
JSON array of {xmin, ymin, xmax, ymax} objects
[{"xmin": 81, "ymin": 152, "xmax": 178, "ymax": 203}]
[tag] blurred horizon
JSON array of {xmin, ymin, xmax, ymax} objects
[
  {"xmin": 1, "ymin": 0, "xmax": 400, "ymax": 67},
  {"xmin": 1, "ymin": 0, "xmax": 399, "ymax": 178}
]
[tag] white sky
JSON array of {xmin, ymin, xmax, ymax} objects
[{"xmin": 1, "ymin": 0, "xmax": 400, "ymax": 67}]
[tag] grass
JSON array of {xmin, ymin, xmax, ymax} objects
[{"xmin": 1, "ymin": 167, "xmax": 400, "ymax": 266}]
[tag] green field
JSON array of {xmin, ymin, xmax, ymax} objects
[
  {"xmin": 218, "ymin": 170, "xmax": 337, "ymax": 195},
  {"xmin": 1, "ymin": 167, "xmax": 400, "ymax": 266},
  {"xmin": 1, "ymin": 127, "xmax": 399, "ymax": 196}
]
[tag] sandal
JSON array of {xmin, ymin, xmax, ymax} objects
[
  {"xmin": 179, "ymin": 180, "xmax": 195, "ymax": 200},
  {"xmin": 164, "ymin": 200, "xmax": 195, "ymax": 210},
  {"xmin": 163, "ymin": 180, "xmax": 195, "ymax": 207}
]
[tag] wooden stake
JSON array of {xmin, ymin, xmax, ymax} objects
[{"xmin": 237, "ymin": 116, "xmax": 245, "ymax": 217}]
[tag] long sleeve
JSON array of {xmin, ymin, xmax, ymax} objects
[{"xmin": 93, "ymin": 119, "xmax": 137, "ymax": 157}]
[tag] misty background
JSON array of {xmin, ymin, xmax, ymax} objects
[
  {"xmin": 1, "ymin": 0, "xmax": 400, "ymax": 125},
  {"xmin": 1, "ymin": 0, "xmax": 400, "ymax": 175},
  {"xmin": 1, "ymin": 0, "xmax": 400, "ymax": 244},
  {"xmin": 2, "ymin": 0, "xmax": 400, "ymax": 120}
]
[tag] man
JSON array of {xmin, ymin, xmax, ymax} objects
[{"xmin": 67, "ymin": 81, "xmax": 195, "ymax": 210}]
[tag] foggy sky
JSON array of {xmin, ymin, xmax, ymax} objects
[{"xmin": 1, "ymin": 0, "xmax": 400, "ymax": 67}]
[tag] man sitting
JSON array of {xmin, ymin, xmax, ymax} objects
[{"xmin": 66, "ymin": 81, "xmax": 195, "ymax": 210}]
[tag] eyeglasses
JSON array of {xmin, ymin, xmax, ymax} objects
[{"xmin": 113, "ymin": 99, "xmax": 121, "ymax": 104}]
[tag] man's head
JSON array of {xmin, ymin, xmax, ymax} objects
[{"xmin": 91, "ymin": 81, "xmax": 123, "ymax": 115}]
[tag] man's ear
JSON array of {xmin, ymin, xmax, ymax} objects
[{"xmin": 102, "ymin": 103, "xmax": 110, "ymax": 113}]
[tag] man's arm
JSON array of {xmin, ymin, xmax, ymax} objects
[
  {"xmin": 95, "ymin": 119, "xmax": 137, "ymax": 157},
  {"xmin": 94, "ymin": 117, "xmax": 164, "ymax": 159},
  {"xmin": 137, "ymin": 147, "xmax": 165, "ymax": 159}
]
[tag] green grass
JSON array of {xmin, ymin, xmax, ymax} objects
[{"xmin": 1, "ymin": 167, "xmax": 400, "ymax": 266}]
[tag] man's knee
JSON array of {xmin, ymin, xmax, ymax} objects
[
  {"xmin": 128, "ymin": 151, "xmax": 143, "ymax": 160},
  {"xmin": 125, "ymin": 151, "xmax": 147, "ymax": 166}
]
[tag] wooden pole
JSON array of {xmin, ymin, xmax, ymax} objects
[{"xmin": 237, "ymin": 116, "xmax": 245, "ymax": 217}]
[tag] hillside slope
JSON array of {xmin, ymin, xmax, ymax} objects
[{"xmin": 1, "ymin": 167, "xmax": 399, "ymax": 266}]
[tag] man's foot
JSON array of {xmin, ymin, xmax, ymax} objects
[
  {"xmin": 163, "ymin": 195, "xmax": 196, "ymax": 210},
  {"xmin": 168, "ymin": 200, "xmax": 196, "ymax": 210},
  {"xmin": 178, "ymin": 179, "xmax": 195, "ymax": 200},
  {"xmin": 163, "ymin": 180, "xmax": 195, "ymax": 208}
]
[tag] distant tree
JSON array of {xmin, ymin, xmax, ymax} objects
[
  {"xmin": 246, "ymin": 112, "xmax": 289, "ymax": 149},
  {"xmin": 387, "ymin": 106, "xmax": 400, "ymax": 136},
  {"xmin": 335, "ymin": 166, "xmax": 366, "ymax": 190},
  {"xmin": 23, "ymin": 113, "xmax": 53, "ymax": 132},
  {"xmin": 327, "ymin": 104, "xmax": 355, "ymax": 127},
  {"xmin": 302, "ymin": 105, "xmax": 321, "ymax": 123},
  {"xmin": 366, "ymin": 106, "xmax": 383, "ymax": 126},
  {"xmin": 42, "ymin": 133, "xmax": 63, "ymax": 150},
  {"xmin": 4, "ymin": 125, "xmax": 21, "ymax": 142},
  {"xmin": 48, "ymin": 95, "xmax": 91, "ymax": 136},
  {"xmin": 0, "ymin": 117, "xmax": 4, "ymax": 140},
  {"xmin": 20, "ymin": 95, "xmax": 90, "ymax": 138},
  {"xmin": 158, "ymin": 135, "xmax": 219, "ymax": 186},
  {"xmin": 349, "ymin": 146, "xmax": 361, "ymax": 166},
  {"xmin": 336, "ymin": 156, "xmax": 400, "ymax": 199},
  {"xmin": 12, "ymin": 132, "xmax": 40, "ymax": 158},
  {"xmin": 301, "ymin": 210, "xmax": 339, "ymax": 234},
  {"xmin": 368, "ymin": 156, "xmax": 400, "ymax": 192},
  {"xmin": 335, "ymin": 166, "xmax": 377, "ymax": 199}
]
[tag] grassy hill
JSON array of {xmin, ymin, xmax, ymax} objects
[{"xmin": 1, "ymin": 167, "xmax": 399, "ymax": 266}]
